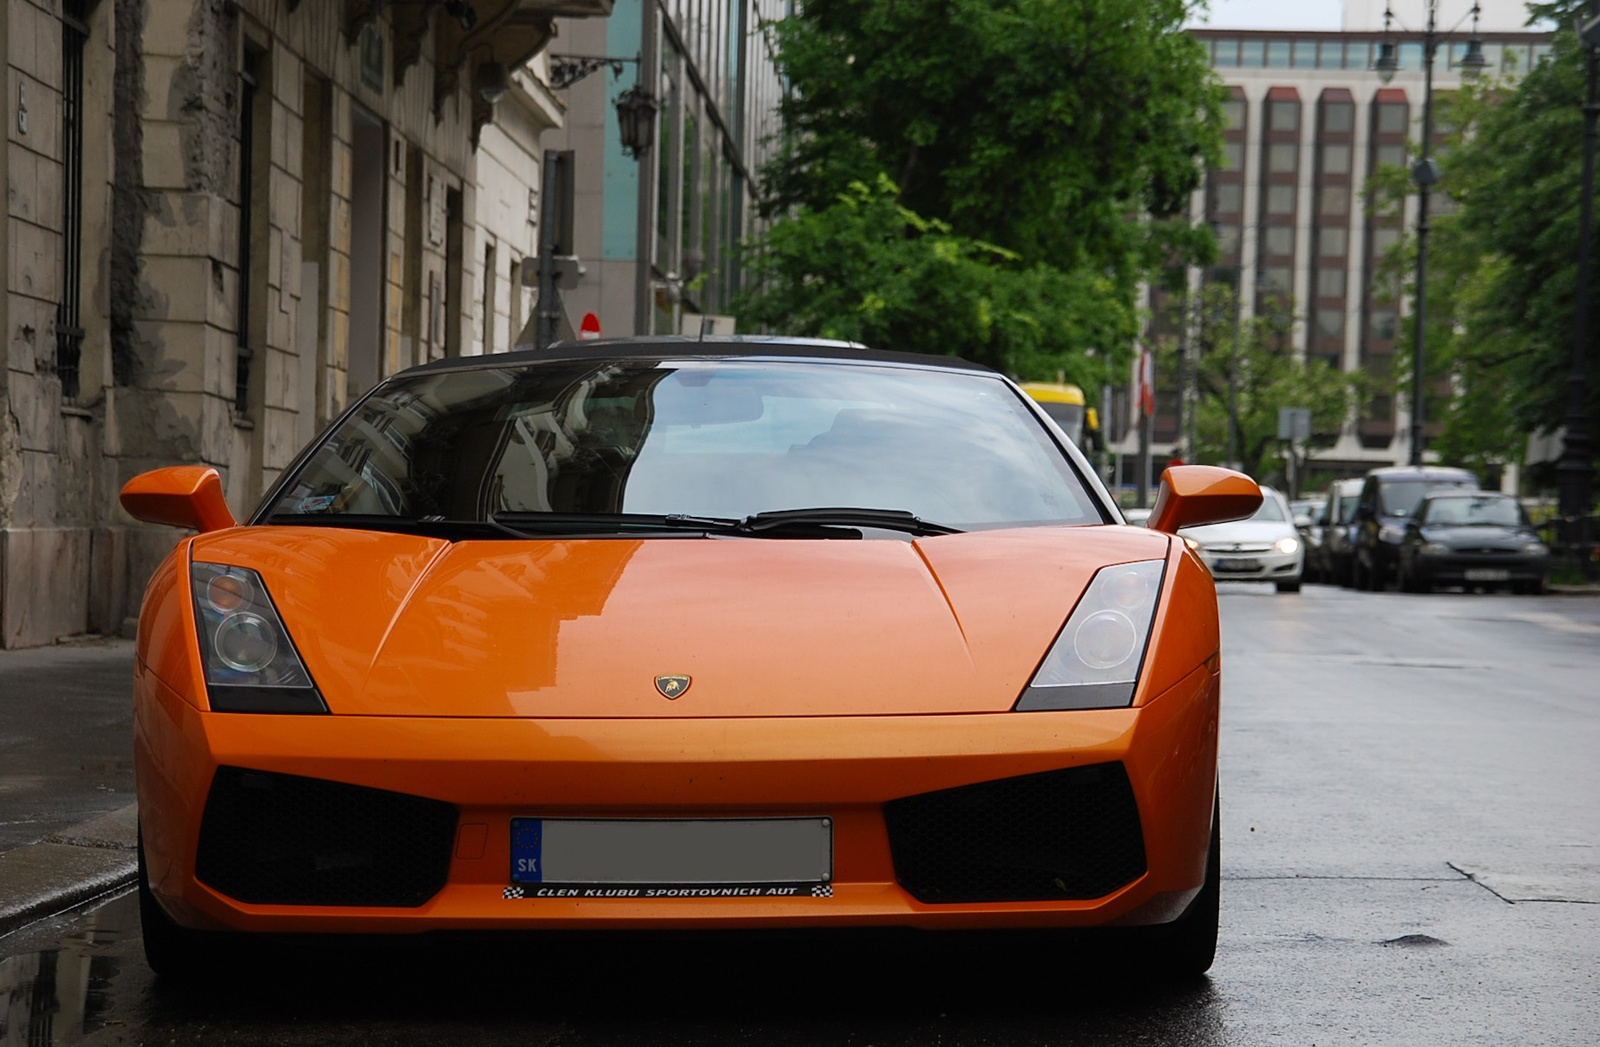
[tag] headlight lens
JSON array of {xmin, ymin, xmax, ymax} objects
[
  {"xmin": 1523, "ymin": 541, "xmax": 1549, "ymax": 555},
  {"xmin": 190, "ymin": 563, "xmax": 326, "ymax": 713},
  {"xmin": 1379, "ymin": 525, "xmax": 1405, "ymax": 543},
  {"xmin": 1422, "ymin": 542, "xmax": 1450, "ymax": 556},
  {"xmin": 1015, "ymin": 560, "xmax": 1164, "ymax": 711},
  {"xmin": 1274, "ymin": 536, "xmax": 1299, "ymax": 555}
]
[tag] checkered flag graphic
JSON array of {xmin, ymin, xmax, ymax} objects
[
  {"xmin": 810, "ymin": 884, "xmax": 833, "ymax": 898},
  {"xmin": 503, "ymin": 886, "xmax": 526, "ymax": 899}
]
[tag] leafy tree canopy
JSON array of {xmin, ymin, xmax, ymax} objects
[
  {"xmin": 739, "ymin": 0, "xmax": 1223, "ymax": 381},
  {"xmin": 737, "ymin": 176, "xmax": 1135, "ymax": 379}
]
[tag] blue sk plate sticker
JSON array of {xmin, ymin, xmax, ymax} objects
[{"xmin": 509, "ymin": 817, "xmax": 832, "ymax": 897}]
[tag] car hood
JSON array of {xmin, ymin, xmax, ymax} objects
[
  {"xmin": 187, "ymin": 524, "xmax": 1175, "ymax": 717},
  {"xmin": 1178, "ymin": 520, "xmax": 1294, "ymax": 546}
]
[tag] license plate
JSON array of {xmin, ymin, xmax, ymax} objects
[
  {"xmin": 510, "ymin": 818, "xmax": 833, "ymax": 895},
  {"xmin": 1464, "ymin": 568, "xmax": 1509, "ymax": 582},
  {"xmin": 1214, "ymin": 558, "xmax": 1261, "ymax": 572}
]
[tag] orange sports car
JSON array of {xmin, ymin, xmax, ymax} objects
[{"xmin": 121, "ymin": 337, "xmax": 1260, "ymax": 979}]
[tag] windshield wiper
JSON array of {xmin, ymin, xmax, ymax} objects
[
  {"xmin": 491, "ymin": 509, "xmax": 960, "ymax": 539},
  {"xmin": 735, "ymin": 508, "xmax": 962, "ymax": 537},
  {"xmin": 488, "ymin": 511, "xmax": 744, "ymax": 537}
]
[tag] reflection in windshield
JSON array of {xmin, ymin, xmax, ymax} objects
[
  {"xmin": 265, "ymin": 359, "xmax": 1099, "ymax": 532},
  {"xmin": 1423, "ymin": 496, "xmax": 1524, "ymax": 527}
]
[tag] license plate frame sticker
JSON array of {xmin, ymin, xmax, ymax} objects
[
  {"xmin": 510, "ymin": 817, "xmax": 833, "ymax": 896},
  {"xmin": 1464, "ymin": 568, "xmax": 1510, "ymax": 582}
]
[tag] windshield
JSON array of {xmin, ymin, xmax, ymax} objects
[
  {"xmin": 1250, "ymin": 496, "xmax": 1287, "ymax": 523},
  {"xmin": 264, "ymin": 358, "xmax": 1101, "ymax": 533},
  {"xmin": 1424, "ymin": 496, "xmax": 1524, "ymax": 527},
  {"xmin": 1379, "ymin": 478, "xmax": 1475, "ymax": 517}
]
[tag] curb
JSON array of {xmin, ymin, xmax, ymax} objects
[{"xmin": 0, "ymin": 804, "xmax": 139, "ymax": 938}]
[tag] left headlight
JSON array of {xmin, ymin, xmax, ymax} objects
[
  {"xmin": 1015, "ymin": 560, "xmax": 1165, "ymax": 711},
  {"xmin": 190, "ymin": 562, "xmax": 327, "ymax": 713},
  {"xmin": 1274, "ymin": 536, "xmax": 1300, "ymax": 555}
]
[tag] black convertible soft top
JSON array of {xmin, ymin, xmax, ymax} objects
[{"xmin": 399, "ymin": 335, "xmax": 997, "ymax": 377}]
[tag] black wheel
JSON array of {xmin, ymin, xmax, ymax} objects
[
  {"xmin": 1145, "ymin": 796, "xmax": 1220, "ymax": 979},
  {"xmin": 1276, "ymin": 579, "xmax": 1302, "ymax": 593},
  {"xmin": 138, "ymin": 830, "xmax": 216, "ymax": 979}
]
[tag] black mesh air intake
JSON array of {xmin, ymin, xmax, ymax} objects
[
  {"xmin": 885, "ymin": 762, "xmax": 1146, "ymax": 904},
  {"xmin": 196, "ymin": 766, "xmax": 458, "ymax": 907}
]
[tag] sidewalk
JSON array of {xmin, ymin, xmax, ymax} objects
[{"xmin": 0, "ymin": 639, "xmax": 140, "ymax": 937}]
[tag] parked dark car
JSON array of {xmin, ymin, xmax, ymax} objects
[
  {"xmin": 1398, "ymin": 491, "xmax": 1550, "ymax": 593},
  {"xmin": 1314, "ymin": 479, "xmax": 1365, "ymax": 587},
  {"xmin": 1289, "ymin": 497, "xmax": 1325, "ymax": 581},
  {"xmin": 1352, "ymin": 466, "xmax": 1479, "ymax": 591}
]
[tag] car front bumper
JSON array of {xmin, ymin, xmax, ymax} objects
[
  {"xmin": 134, "ymin": 658, "xmax": 1220, "ymax": 936},
  {"xmin": 1197, "ymin": 547, "xmax": 1302, "ymax": 583},
  {"xmin": 1414, "ymin": 550, "xmax": 1549, "ymax": 586}
]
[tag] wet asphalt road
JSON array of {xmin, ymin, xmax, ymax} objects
[
  {"xmin": 0, "ymin": 639, "xmax": 136, "ymax": 851},
  {"xmin": 2, "ymin": 584, "xmax": 1597, "ymax": 1046}
]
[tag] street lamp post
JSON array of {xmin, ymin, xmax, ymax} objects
[
  {"xmin": 1375, "ymin": 2, "xmax": 1485, "ymax": 466},
  {"xmin": 1563, "ymin": 7, "xmax": 1600, "ymax": 555}
]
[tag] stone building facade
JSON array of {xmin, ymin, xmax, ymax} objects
[{"xmin": 1, "ymin": 0, "xmax": 607, "ymax": 648}]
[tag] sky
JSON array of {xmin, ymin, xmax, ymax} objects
[
  {"xmin": 1186, "ymin": 0, "xmax": 1542, "ymax": 32},
  {"xmin": 1189, "ymin": 0, "xmax": 1343, "ymax": 30}
]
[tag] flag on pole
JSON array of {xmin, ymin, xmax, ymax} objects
[{"xmin": 1132, "ymin": 348, "xmax": 1155, "ymax": 419}]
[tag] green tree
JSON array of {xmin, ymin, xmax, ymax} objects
[
  {"xmin": 1371, "ymin": 2, "xmax": 1599, "ymax": 487},
  {"xmin": 738, "ymin": 0, "xmax": 1223, "ymax": 380},
  {"xmin": 1167, "ymin": 284, "xmax": 1361, "ymax": 482},
  {"xmin": 737, "ymin": 176, "xmax": 1135, "ymax": 378}
]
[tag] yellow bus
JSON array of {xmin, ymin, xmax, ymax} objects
[{"xmin": 1019, "ymin": 382, "xmax": 1101, "ymax": 451}]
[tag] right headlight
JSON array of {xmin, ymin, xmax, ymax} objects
[
  {"xmin": 190, "ymin": 562, "xmax": 327, "ymax": 714},
  {"xmin": 1015, "ymin": 560, "xmax": 1165, "ymax": 711}
]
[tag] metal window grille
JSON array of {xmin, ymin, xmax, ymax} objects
[
  {"xmin": 56, "ymin": 1, "xmax": 88, "ymax": 401},
  {"xmin": 236, "ymin": 58, "xmax": 258, "ymax": 415}
]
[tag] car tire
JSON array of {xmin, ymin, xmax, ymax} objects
[
  {"xmin": 1276, "ymin": 579, "xmax": 1301, "ymax": 593},
  {"xmin": 1145, "ymin": 796, "xmax": 1220, "ymax": 979},
  {"xmin": 138, "ymin": 830, "xmax": 217, "ymax": 979}
]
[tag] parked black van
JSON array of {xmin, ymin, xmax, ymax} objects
[{"xmin": 1352, "ymin": 465, "xmax": 1479, "ymax": 591}]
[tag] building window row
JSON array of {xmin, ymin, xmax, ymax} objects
[{"xmin": 1205, "ymin": 35, "xmax": 1550, "ymax": 74}]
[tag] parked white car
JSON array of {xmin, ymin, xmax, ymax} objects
[{"xmin": 1180, "ymin": 485, "xmax": 1304, "ymax": 593}]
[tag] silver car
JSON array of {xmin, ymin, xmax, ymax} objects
[{"xmin": 1180, "ymin": 486, "xmax": 1305, "ymax": 593}]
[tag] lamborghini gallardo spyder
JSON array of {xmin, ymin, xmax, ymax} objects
[{"xmin": 120, "ymin": 337, "xmax": 1261, "ymax": 978}]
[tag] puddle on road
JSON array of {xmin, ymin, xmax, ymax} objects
[{"xmin": 0, "ymin": 892, "xmax": 135, "ymax": 1043}]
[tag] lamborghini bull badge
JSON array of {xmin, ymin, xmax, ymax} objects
[{"xmin": 655, "ymin": 674, "xmax": 692, "ymax": 700}]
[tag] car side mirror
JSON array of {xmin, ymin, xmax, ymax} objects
[
  {"xmin": 1294, "ymin": 514, "xmax": 1313, "ymax": 530},
  {"xmin": 1146, "ymin": 465, "xmax": 1263, "ymax": 534},
  {"xmin": 120, "ymin": 466, "xmax": 237, "ymax": 533}
]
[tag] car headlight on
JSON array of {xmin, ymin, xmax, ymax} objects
[
  {"xmin": 1015, "ymin": 560, "xmax": 1165, "ymax": 711},
  {"xmin": 1379, "ymin": 525, "xmax": 1405, "ymax": 544},
  {"xmin": 1274, "ymin": 536, "xmax": 1299, "ymax": 555},
  {"xmin": 191, "ymin": 562, "xmax": 327, "ymax": 713}
]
